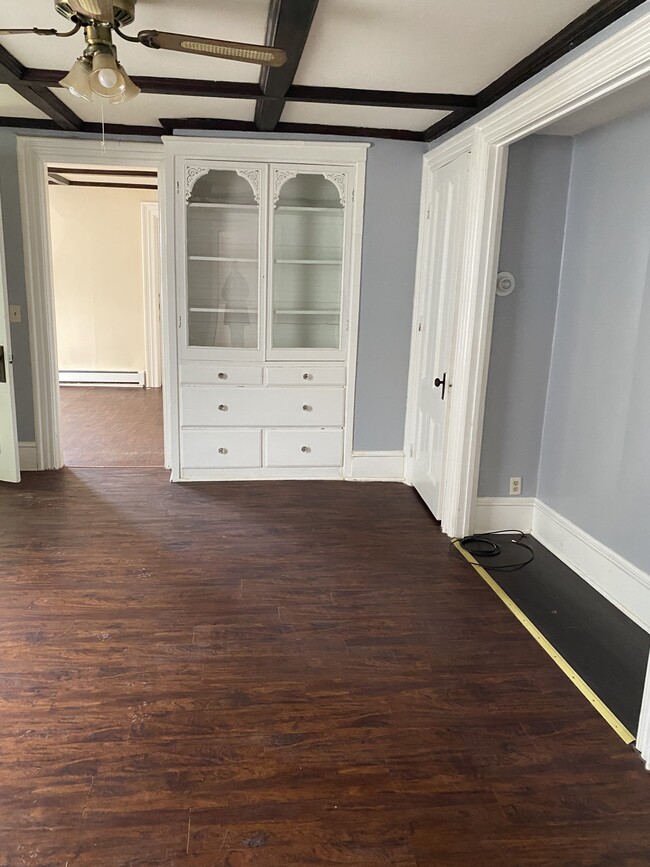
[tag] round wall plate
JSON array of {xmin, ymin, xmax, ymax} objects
[{"xmin": 496, "ymin": 271, "xmax": 515, "ymax": 296}]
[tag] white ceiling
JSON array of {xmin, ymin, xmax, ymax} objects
[
  {"xmin": 0, "ymin": 0, "xmax": 611, "ymax": 132},
  {"xmin": 0, "ymin": 83, "xmax": 48, "ymax": 118}
]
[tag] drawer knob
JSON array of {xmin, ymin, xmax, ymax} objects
[
  {"xmin": 218, "ymin": 447, "xmax": 228, "ymax": 455},
  {"xmin": 302, "ymin": 404, "xmax": 312, "ymax": 412},
  {"xmin": 302, "ymin": 372, "xmax": 311, "ymax": 380},
  {"xmin": 218, "ymin": 404, "xmax": 228, "ymax": 411},
  {"xmin": 218, "ymin": 372, "xmax": 227, "ymax": 380},
  {"xmin": 301, "ymin": 446, "xmax": 311, "ymax": 453}
]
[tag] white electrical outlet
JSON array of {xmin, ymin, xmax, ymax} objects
[
  {"xmin": 509, "ymin": 476, "xmax": 522, "ymax": 496},
  {"xmin": 9, "ymin": 305, "xmax": 21, "ymax": 323}
]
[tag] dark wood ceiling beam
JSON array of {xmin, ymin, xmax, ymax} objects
[
  {"xmin": 160, "ymin": 116, "xmax": 425, "ymax": 142},
  {"xmin": 0, "ymin": 45, "xmax": 82, "ymax": 131},
  {"xmin": 255, "ymin": 0, "xmax": 320, "ymax": 131},
  {"xmin": 23, "ymin": 68, "xmax": 476, "ymax": 110},
  {"xmin": 48, "ymin": 167, "xmax": 158, "ymax": 177},
  {"xmin": 423, "ymin": 0, "xmax": 647, "ymax": 142},
  {"xmin": 48, "ymin": 180, "xmax": 157, "ymax": 190}
]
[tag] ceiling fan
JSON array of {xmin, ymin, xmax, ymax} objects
[{"xmin": 0, "ymin": 0, "xmax": 287, "ymax": 104}]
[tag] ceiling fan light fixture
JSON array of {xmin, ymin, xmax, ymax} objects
[
  {"xmin": 59, "ymin": 56, "xmax": 94, "ymax": 101},
  {"xmin": 89, "ymin": 50, "xmax": 126, "ymax": 97}
]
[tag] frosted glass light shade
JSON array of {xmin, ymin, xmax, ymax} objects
[
  {"xmin": 110, "ymin": 67, "xmax": 141, "ymax": 104},
  {"xmin": 59, "ymin": 58, "xmax": 93, "ymax": 101},
  {"xmin": 89, "ymin": 52, "xmax": 126, "ymax": 98}
]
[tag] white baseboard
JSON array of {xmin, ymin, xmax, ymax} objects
[
  {"xmin": 19, "ymin": 441, "xmax": 38, "ymax": 471},
  {"xmin": 59, "ymin": 370, "xmax": 145, "ymax": 387},
  {"xmin": 532, "ymin": 500, "xmax": 650, "ymax": 635},
  {"xmin": 348, "ymin": 451, "xmax": 404, "ymax": 481},
  {"xmin": 474, "ymin": 497, "xmax": 535, "ymax": 533}
]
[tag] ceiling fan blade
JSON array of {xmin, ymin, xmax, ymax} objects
[
  {"xmin": 67, "ymin": 0, "xmax": 114, "ymax": 23},
  {"xmin": 138, "ymin": 30, "xmax": 287, "ymax": 67},
  {"xmin": 0, "ymin": 27, "xmax": 59, "ymax": 35}
]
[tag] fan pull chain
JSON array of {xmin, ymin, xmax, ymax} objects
[{"xmin": 100, "ymin": 101, "xmax": 107, "ymax": 155}]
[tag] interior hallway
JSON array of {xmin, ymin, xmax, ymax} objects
[
  {"xmin": 59, "ymin": 386, "xmax": 164, "ymax": 467},
  {"xmin": 0, "ymin": 470, "xmax": 649, "ymax": 864}
]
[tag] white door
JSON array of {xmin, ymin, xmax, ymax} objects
[
  {"xmin": 0, "ymin": 196, "xmax": 20, "ymax": 483},
  {"xmin": 411, "ymin": 153, "xmax": 470, "ymax": 518}
]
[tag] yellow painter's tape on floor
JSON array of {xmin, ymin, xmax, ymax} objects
[{"xmin": 452, "ymin": 539, "xmax": 635, "ymax": 745}]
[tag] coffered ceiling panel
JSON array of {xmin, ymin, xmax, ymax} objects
[
  {"xmin": 0, "ymin": 83, "xmax": 49, "ymax": 118},
  {"xmin": 295, "ymin": 0, "xmax": 599, "ymax": 92},
  {"xmin": 281, "ymin": 102, "xmax": 449, "ymax": 132},
  {"xmin": 0, "ymin": 0, "xmax": 639, "ymax": 139},
  {"xmin": 53, "ymin": 90, "xmax": 255, "ymax": 127}
]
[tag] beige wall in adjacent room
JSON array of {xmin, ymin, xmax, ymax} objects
[{"xmin": 49, "ymin": 185, "xmax": 158, "ymax": 373}]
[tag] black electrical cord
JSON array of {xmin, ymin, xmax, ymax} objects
[{"xmin": 450, "ymin": 529, "xmax": 535, "ymax": 571}]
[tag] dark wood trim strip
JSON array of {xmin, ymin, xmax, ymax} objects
[
  {"xmin": 255, "ymin": 0, "xmax": 320, "ymax": 131},
  {"xmin": 424, "ymin": 0, "xmax": 647, "ymax": 142},
  {"xmin": 48, "ymin": 180, "xmax": 158, "ymax": 190},
  {"xmin": 24, "ymin": 68, "xmax": 476, "ymax": 111},
  {"xmin": 160, "ymin": 116, "xmax": 425, "ymax": 141},
  {"xmin": 477, "ymin": 0, "xmax": 647, "ymax": 111},
  {"xmin": 0, "ymin": 45, "xmax": 83, "ymax": 132},
  {"xmin": 0, "ymin": 117, "xmax": 59, "ymax": 131},
  {"xmin": 48, "ymin": 167, "xmax": 158, "ymax": 178},
  {"xmin": 422, "ymin": 108, "xmax": 479, "ymax": 144}
]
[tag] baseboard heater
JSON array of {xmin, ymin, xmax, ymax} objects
[{"xmin": 59, "ymin": 370, "xmax": 146, "ymax": 387}]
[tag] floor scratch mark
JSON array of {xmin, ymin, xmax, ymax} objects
[
  {"xmin": 186, "ymin": 807, "xmax": 192, "ymax": 854},
  {"xmin": 81, "ymin": 775, "xmax": 94, "ymax": 818}
]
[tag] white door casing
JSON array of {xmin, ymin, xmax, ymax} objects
[
  {"xmin": 0, "ymin": 193, "xmax": 20, "ymax": 483},
  {"xmin": 16, "ymin": 137, "xmax": 170, "ymax": 472},
  {"xmin": 411, "ymin": 152, "xmax": 470, "ymax": 518}
]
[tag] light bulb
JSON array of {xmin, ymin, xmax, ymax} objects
[{"xmin": 97, "ymin": 67, "xmax": 118, "ymax": 89}]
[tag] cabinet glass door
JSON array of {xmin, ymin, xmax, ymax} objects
[
  {"xmin": 271, "ymin": 171, "xmax": 345, "ymax": 352},
  {"xmin": 186, "ymin": 167, "xmax": 261, "ymax": 350}
]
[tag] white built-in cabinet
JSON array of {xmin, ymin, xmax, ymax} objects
[{"xmin": 164, "ymin": 139, "xmax": 368, "ymax": 481}]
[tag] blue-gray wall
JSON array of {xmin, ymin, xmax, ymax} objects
[
  {"xmin": 538, "ymin": 105, "xmax": 650, "ymax": 574},
  {"xmin": 1, "ymin": 129, "xmax": 423, "ymax": 452},
  {"xmin": 478, "ymin": 136, "xmax": 572, "ymax": 497}
]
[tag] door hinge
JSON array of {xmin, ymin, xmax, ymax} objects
[
  {"xmin": 351, "ymin": 189, "xmax": 355, "ymax": 203},
  {"xmin": 418, "ymin": 321, "xmax": 422, "ymax": 333},
  {"xmin": 426, "ymin": 206, "xmax": 431, "ymax": 220},
  {"xmin": 176, "ymin": 180, "xmax": 180, "ymax": 194},
  {"xmin": 409, "ymin": 444, "xmax": 414, "ymax": 458},
  {"xmin": 178, "ymin": 315, "xmax": 182, "ymax": 329}
]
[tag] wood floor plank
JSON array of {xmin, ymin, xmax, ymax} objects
[{"xmin": 0, "ymin": 469, "xmax": 648, "ymax": 864}]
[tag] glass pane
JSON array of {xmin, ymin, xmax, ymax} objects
[
  {"xmin": 272, "ymin": 173, "xmax": 344, "ymax": 350},
  {"xmin": 187, "ymin": 169, "xmax": 259, "ymax": 349}
]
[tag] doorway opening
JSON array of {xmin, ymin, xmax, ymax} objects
[{"xmin": 46, "ymin": 163, "xmax": 163, "ymax": 468}]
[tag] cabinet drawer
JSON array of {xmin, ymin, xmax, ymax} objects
[
  {"xmin": 266, "ymin": 366, "xmax": 346, "ymax": 387},
  {"xmin": 182, "ymin": 387, "xmax": 345, "ymax": 427},
  {"xmin": 181, "ymin": 429, "xmax": 261, "ymax": 468},
  {"xmin": 265, "ymin": 429, "xmax": 344, "ymax": 468},
  {"xmin": 180, "ymin": 364, "xmax": 263, "ymax": 386}
]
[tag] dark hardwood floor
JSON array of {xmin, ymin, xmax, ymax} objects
[
  {"xmin": 1, "ymin": 469, "xmax": 649, "ymax": 865},
  {"xmin": 59, "ymin": 386, "xmax": 164, "ymax": 468}
]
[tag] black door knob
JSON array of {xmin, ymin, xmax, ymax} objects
[{"xmin": 434, "ymin": 372, "xmax": 447, "ymax": 400}]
